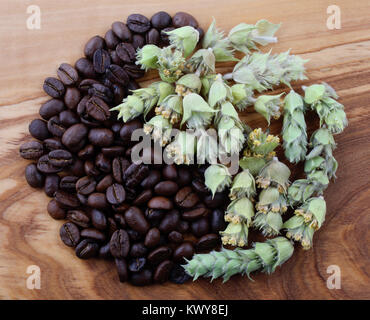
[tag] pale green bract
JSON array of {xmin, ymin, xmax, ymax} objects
[
  {"xmin": 254, "ymin": 93, "xmax": 284, "ymax": 124},
  {"xmin": 135, "ymin": 44, "xmax": 162, "ymax": 70},
  {"xmin": 229, "ymin": 169, "xmax": 256, "ymax": 200},
  {"xmin": 181, "ymin": 93, "xmax": 217, "ymax": 128},
  {"xmin": 186, "ymin": 48, "xmax": 216, "ymax": 76},
  {"xmin": 110, "ymin": 95, "xmax": 144, "ymax": 122},
  {"xmin": 166, "ymin": 26, "xmax": 199, "ymax": 58},
  {"xmin": 204, "ymin": 164, "xmax": 232, "ymax": 197},
  {"xmin": 143, "ymin": 115, "xmax": 173, "ymax": 147}
]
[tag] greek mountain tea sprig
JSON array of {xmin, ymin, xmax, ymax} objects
[
  {"xmin": 183, "ymin": 237, "xmax": 294, "ymax": 282},
  {"xmin": 204, "ymin": 164, "xmax": 232, "ymax": 197},
  {"xmin": 165, "ymin": 130, "xmax": 197, "ymax": 165}
]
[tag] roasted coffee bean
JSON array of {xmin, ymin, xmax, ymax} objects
[
  {"xmin": 47, "ymin": 116, "xmax": 66, "ymax": 137},
  {"xmin": 99, "ymin": 243, "xmax": 112, "ymax": 259},
  {"xmin": 168, "ymin": 231, "xmax": 183, "ymax": 244},
  {"xmin": 204, "ymin": 192, "xmax": 228, "ymax": 208},
  {"xmin": 173, "ymin": 242, "xmax": 194, "ymax": 263},
  {"xmin": 29, "ymin": 119, "xmax": 50, "ymax": 141},
  {"xmin": 55, "ymin": 190, "xmax": 80, "ymax": 208},
  {"xmin": 78, "ymin": 79, "xmax": 99, "ymax": 93},
  {"xmin": 109, "ymin": 50, "xmax": 123, "ymax": 66},
  {"xmin": 106, "ymin": 183, "xmax": 126, "ymax": 205},
  {"xmin": 196, "ymin": 234, "xmax": 220, "ymax": 252},
  {"xmin": 177, "ymin": 220, "xmax": 189, "ymax": 234},
  {"xmin": 162, "ymin": 164, "xmax": 178, "ymax": 180},
  {"xmin": 77, "ymin": 193, "xmax": 87, "ymax": 206},
  {"xmin": 116, "ymin": 43, "xmax": 136, "ymax": 63},
  {"xmin": 119, "ymin": 119, "xmax": 142, "ymax": 143},
  {"xmin": 25, "ymin": 163, "xmax": 44, "ymax": 188},
  {"xmin": 44, "ymin": 137, "xmax": 63, "ymax": 151},
  {"xmin": 132, "ymin": 34, "xmax": 146, "ymax": 49},
  {"xmin": 123, "ymin": 163, "xmax": 149, "ymax": 189},
  {"xmin": 20, "ymin": 141, "xmax": 44, "ymax": 160},
  {"xmin": 211, "ymin": 209, "xmax": 227, "ymax": 233},
  {"xmin": 57, "ymin": 63, "xmax": 79, "ymax": 86},
  {"xmin": 191, "ymin": 217, "xmax": 210, "ymax": 237},
  {"xmin": 114, "ymin": 213, "xmax": 126, "ymax": 228},
  {"xmin": 151, "ymin": 11, "xmax": 172, "ymax": 30},
  {"xmin": 177, "ymin": 167, "xmax": 192, "ymax": 186},
  {"xmin": 88, "ymin": 83, "xmax": 113, "ymax": 103},
  {"xmin": 159, "ymin": 209, "xmax": 180, "ymax": 233},
  {"xmin": 75, "ymin": 239, "xmax": 99, "ymax": 259},
  {"xmin": 48, "ymin": 149, "xmax": 73, "ymax": 167},
  {"xmin": 112, "ymin": 84, "xmax": 126, "ymax": 105},
  {"xmin": 146, "ymin": 28, "xmax": 160, "ymax": 45},
  {"xmin": 84, "ymin": 160, "xmax": 100, "ymax": 176},
  {"xmin": 88, "ymin": 128, "xmax": 114, "ymax": 147},
  {"xmin": 75, "ymin": 58, "xmax": 97, "ymax": 79},
  {"xmin": 112, "ymin": 22, "xmax": 132, "ymax": 41},
  {"xmin": 68, "ymin": 158, "xmax": 85, "ymax": 177},
  {"xmin": 112, "ymin": 157, "xmax": 130, "ymax": 183},
  {"xmin": 101, "ymin": 146, "xmax": 125, "ymax": 158},
  {"xmin": 127, "ymin": 80, "xmax": 140, "ymax": 91},
  {"xmin": 160, "ymin": 27, "xmax": 175, "ymax": 45},
  {"xmin": 130, "ymin": 269, "xmax": 152, "ymax": 286},
  {"xmin": 85, "ymin": 96, "xmax": 111, "ymax": 122},
  {"xmin": 127, "ymin": 229, "xmax": 143, "ymax": 242},
  {"xmin": 147, "ymin": 246, "xmax": 172, "ymax": 266},
  {"xmin": 78, "ymin": 144, "xmax": 95, "ymax": 160},
  {"xmin": 60, "ymin": 175, "xmax": 78, "ymax": 192},
  {"xmin": 59, "ymin": 110, "xmax": 80, "ymax": 127},
  {"xmin": 60, "ymin": 222, "xmax": 80, "ymax": 247},
  {"xmin": 191, "ymin": 179, "xmax": 209, "ymax": 194},
  {"xmin": 37, "ymin": 155, "xmax": 63, "ymax": 173},
  {"xmin": 131, "ymin": 189, "xmax": 151, "ymax": 206},
  {"xmin": 80, "ymin": 228, "xmax": 106, "ymax": 242},
  {"xmin": 173, "ymin": 12, "xmax": 199, "ymax": 28},
  {"xmin": 154, "ymin": 260, "xmax": 173, "ymax": 283},
  {"xmin": 127, "ymin": 14, "xmax": 151, "ymax": 33},
  {"xmin": 124, "ymin": 206, "xmax": 150, "ymax": 234},
  {"xmin": 93, "ymin": 48, "xmax": 111, "ymax": 74},
  {"xmin": 39, "ymin": 99, "xmax": 65, "ymax": 120},
  {"xmin": 104, "ymin": 29, "xmax": 119, "ymax": 49},
  {"xmin": 64, "ymin": 87, "xmax": 81, "ymax": 110},
  {"xmin": 111, "ymin": 122, "xmax": 123, "ymax": 135},
  {"xmin": 145, "ymin": 208, "xmax": 165, "ymax": 221},
  {"xmin": 122, "ymin": 64, "xmax": 145, "ymax": 79},
  {"xmin": 169, "ymin": 263, "xmax": 191, "ymax": 284},
  {"xmin": 115, "ymin": 258, "xmax": 128, "ymax": 282},
  {"xmin": 175, "ymin": 186, "xmax": 199, "ymax": 209},
  {"xmin": 128, "ymin": 257, "xmax": 146, "ymax": 273},
  {"xmin": 105, "ymin": 64, "xmax": 129, "ymax": 86},
  {"xmin": 140, "ymin": 170, "xmax": 161, "ymax": 189},
  {"xmin": 154, "ymin": 181, "xmax": 178, "ymax": 196},
  {"xmin": 130, "ymin": 243, "xmax": 147, "ymax": 257},
  {"xmin": 110, "ymin": 229, "xmax": 130, "ymax": 258},
  {"xmin": 47, "ymin": 199, "xmax": 66, "ymax": 219},
  {"xmin": 182, "ymin": 204, "xmax": 209, "ymax": 221},
  {"xmin": 62, "ymin": 123, "xmax": 88, "ymax": 150},
  {"xmin": 148, "ymin": 196, "xmax": 173, "ymax": 210},
  {"xmin": 144, "ymin": 228, "xmax": 161, "ymax": 248},
  {"xmin": 95, "ymin": 153, "xmax": 111, "ymax": 173},
  {"xmin": 96, "ymin": 174, "xmax": 113, "ymax": 192},
  {"xmin": 84, "ymin": 35, "xmax": 105, "ymax": 59},
  {"xmin": 87, "ymin": 192, "xmax": 108, "ymax": 209},
  {"xmin": 43, "ymin": 77, "xmax": 65, "ymax": 98}
]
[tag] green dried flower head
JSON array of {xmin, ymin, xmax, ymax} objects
[
  {"xmin": 256, "ymin": 157, "xmax": 291, "ymax": 192},
  {"xmin": 165, "ymin": 130, "xmax": 196, "ymax": 165},
  {"xmin": 254, "ymin": 93, "xmax": 284, "ymax": 124},
  {"xmin": 175, "ymin": 73, "xmax": 202, "ymax": 96},
  {"xmin": 196, "ymin": 128, "xmax": 219, "ymax": 164},
  {"xmin": 216, "ymin": 118, "xmax": 245, "ymax": 157},
  {"xmin": 155, "ymin": 94, "xmax": 183, "ymax": 125},
  {"xmin": 228, "ymin": 19, "xmax": 280, "ymax": 53},
  {"xmin": 282, "ymin": 90, "xmax": 307, "ymax": 163},
  {"xmin": 110, "ymin": 95, "xmax": 144, "ymax": 122},
  {"xmin": 208, "ymin": 74, "xmax": 233, "ymax": 108},
  {"xmin": 166, "ymin": 26, "xmax": 199, "ymax": 58},
  {"xmin": 149, "ymin": 81, "xmax": 175, "ymax": 105},
  {"xmin": 204, "ymin": 164, "xmax": 232, "ymax": 197},
  {"xmin": 229, "ymin": 170, "xmax": 256, "ymax": 200},
  {"xmin": 220, "ymin": 221, "xmax": 250, "ymax": 248},
  {"xmin": 200, "ymin": 74, "xmax": 218, "ymax": 97},
  {"xmin": 231, "ymin": 84, "xmax": 255, "ymax": 111},
  {"xmin": 136, "ymin": 44, "xmax": 162, "ymax": 70},
  {"xmin": 186, "ymin": 48, "xmax": 216, "ymax": 76},
  {"xmin": 157, "ymin": 47, "xmax": 186, "ymax": 83},
  {"xmin": 225, "ymin": 197, "xmax": 255, "ymax": 225},
  {"xmin": 130, "ymin": 87, "xmax": 157, "ymax": 118},
  {"xmin": 143, "ymin": 115, "xmax": 173, "ymax": 147}
]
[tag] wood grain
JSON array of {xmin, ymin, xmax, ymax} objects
[{"xmin": 0, "ymin": 0, "xmax": 369, "ymax": 300}]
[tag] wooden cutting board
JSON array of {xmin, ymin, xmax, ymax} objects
[{"xmin": 0, "ymin": 0, "xmax": 369, "ymax": 300}]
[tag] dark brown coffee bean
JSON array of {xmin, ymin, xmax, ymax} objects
[
  {"xmin": 110, "ymin": 229, "xmax": 130, "ymax": 258},
  {"xmin": 177, "ymin": 220, "xmax": 189, "ymax": 234},
  {"xmin": 147, "ymin": 246, "xmax": 172, "ymax": 266},
  {"xmin": 127, "ymin": 80, "xmax": 140, "ymax": 91},
  {"xmin": 75, "ymin": 58, "xmax": 97, "ymax": 79},
  {"xmin": 169, "ymin": 263, "xmax": 191, "ymax": 284},
  {"xmin": 133, "ymin": 189, "xmax": 152, "ymax": 206},
  {"xmin": 192, "ymin": 179, "xmax": 209, "ymax": 194},
  {"xmin": 151, "ymin": 11, "xmax": 172, "ymax": 30},
  {"xmin": 88, "ymin": 83, "xmax": 113, "ymax": 103},
  {"xmin": 146, "ymin": 28, "xmax": 160, "ymax": 45},
  {"xmin": 44, "ymin": 137, "xmax": 63, "ymax": 151},
  {"xmin": 78, "ymin": 144, "xmax": 95, "ymax": 160},
  {"xmin": 104, "ymin": 29, "xmax": 119, "ymax": 49},
  {"xmin": 128, "ymin": 257, "xmax": 146, "ymax": 273},
  {"xmin": 191, "ymin": 217, "xmax": 210, "ymax": 237},
  {"xmin": 47, "ymin": 116, "xmax": 66, "ymax": 137},
  {"xmin": 88, "ymin": 128, "xmax": 114, "ymax": 147},
  {"xmin": 39, "ymin": 99, "xmax": 65, "ymax": 120},
  {"xmin": 84, "ymin": 160, "xmax": 100, "ymax": 177},
  {"xmin": 130, "ymin": 243, "xmax": 147, "ymax": 257},
  {"xmin": 75, "ymin": 239, "xmax": 99, "ymax": 259},
  {"xmin": 48, "ymin": 149, "xmax": 73, "ymax": 167},
  {"xmin": 177, "ymin": 167, "xmax": 192, "ymax": 186},
  {"xmin": 60, "ymin": 175, "xmax": 78, "ymax": 192},
  {"xmin": 85, "ymin": 96, "xmax": 111, "ymax": 122},
  {"xmin": 122, "ymin": 64, "xmax": 145, "ymax": 79},
  {"xmin": 175, "ymin": 186, "xmax": 199, "ymax": 209},
  {"xmin": 109, "ymin": 50, "xmax": 123, "ymax": 66},
  {"xmin": 90, "ymin": 209, "xmax": 107, "ymax": 230},
  {"xmin": 123, "ymin": 163, "xmax": 149, "ymax": 189},
  {"xmin": 99, "ymin": 243, "xmax": 112, "ymax": 259},
  {"xmin": 196, "ymin": 234, "xmax": 220, "ymax": 252},
  {"xmin": 107, "ymin": 217, "xmax": 117, "ymax": 237},
  {"xmin": 173, "ymin": 12, "xmax": 199, "ymax": 28},
  {"xmin": 204, "ymin": 192, "xmax": 228, "ymax": 208},
  {"xmin": 76, "ymin": 193, "xmax": 87, "ymax": 206},
  {"xmin": 43, "ymin": 77, "xmax": 65, "ymax": 98},
  {"xmin": 93, "ymin": 48, "xmax": 111, "ymax": 74},
  {"xmin": 112, "ymin": 84, "xmax": 126, "ymax": 105},
  {"xmin": 130, "ymin": 269, "xmax": 152, "ymax": 286},
  {"xmin": 37, "ymin": 155, "xmax": 63, "ymax": 173},
  {"xmin": 127, "ymin": 14, "xmax": 151, "ymax": 33},
  {"xmin": 145, "ymin": 208, "xmax": 165, "ymax": 221},
  {"xmin": 173, "ymin": 242, "xmax": 194, "ymax": 263},
  {"xmin": 124, "ymin": 207, "xmax": 150, "ymax": 234},
  {"xmin": 115, "ymin": 258, "xmax": 128, "ymax": 282},
  {"xmin": 101, "ymin": 146, "xmax": 125, "ymax": 158},
  {"xmin": 159, "ymin": 209, "xmax": 180, "ymax": 233},
  {"xmin": 211, "ymin": 209, "xmax": 227, "ymax": 233},
  {"xmin": 105, "ymin": 64, "xmax": 129, "ymax": 86},
  {"xmin": 154, "ymin": 260, "xmax": 173, "ymax": 283},
  {"xmin": 20, "ymin": 141, "xmax": 44, "ymax": 160},
  {"xmin": 64, "ymin": 87, "xmax": 81, "ymax": 110},
  {"xmin": 55, "ymin": 190, "xmax": 80, "ymax": 208},
  {"xmin": 87, "ymin": 192, "xmax": 108, "ymax": 209},
  {"xmin": 182, "ymin": 205, "xmax": 209, "ymax": 221},
  {"xmin": 47, "ymin": 199, "xmax": 66, "ymax": 219},
  {"xmin": 112, "ymin": 22, "xmax": 132, "ymax": 41},
  {"xmin": 162, "ymin": 165, "xmax": 178, "ymax": 180},
  {"xmin": 106, "ymin": 183, "xmax": 126, "ymax": 205},
  {"xmin": 148, "ymin": 196, "xmax": 173, "ymax": 210},
  {"xmin": 57, "ymin": 63, "xmax": 79, "ymax": 86},
  {"xmin": 140, "ymin": 170, "xmax": 161, "ymax": 189},
  {"xmin": 62, "ymin": 123, "xmax": 88, "ymax": 150},
  {"xmin": 112, "ymin": 157, "xmax": 130, "ymax": 183},
  {"xmin": 84, "ymin": 35, "xmax": 105, "ymax": 59},
  {"xmin": 29, "ymin": 119, "xmax": 50, "ymax": 141},
  {"xmin": 127, "ymin": 229, "xmax": 143, "ymax": 242},
  {"xmin": 95, "ymin": 153, "xmax": 111, "ymax": 173},
  {"xmin": 59, "ymin": 110, "xmax": 80, "ymax": 127},
  {"xmin": 60, "ymin": 222, "xmax": 80, "ymax": 247},
  {"xmin": 119, "ymin": 119, "xmax": 142, "ymax": 143},
  {"xmin": 96, "ymin": 174, "xmax": 113, "ymax": 192},
  {"xmin": 168, "ymin": 231, "xmax": 183, "ymax": 244},
  {"xmin": 144, "ymin": 228, "xmax": 161, "ymax": 248},
  {"xmin": 114, "ymin": 213, "xmax": 126, "ymax": 228},
  {"xmin": 80, "ymin": 228, "xmax": 106, "ymax": 242},
  {"xmin": 68, "ymin": 158, "xmax": 85, "ymax": 177},
  {"xmin": 132, "ymin": 34, "xmax": 146, "ymax": 49},
  {"xmin": 160, "ymin": 27, "xmax": 175, "ymax": 45},
  {"xmin": 116, "ymin": 43, "xmax": 136, "ymax": 63},
  {"xmin": 154, "ymin": 181, "xmax": 178, "ymax": 196},
  {"xmin": 78, "ymin": 79, "xmax": 99, "ymax": 93}
]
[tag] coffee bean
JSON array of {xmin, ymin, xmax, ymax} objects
[
  {"xmin": 44, "ymin": 138, "xmax": 63, "ymax": 151},
  {"xmin": 177, "ymin": 220, "xmax": 189, "ymax": 234},
  {"xmin": 64, "ymin": 87, "xmax": 81, "ymax": 110},
  {"xmin": 96, "ymin": 174, "xmax": 113, "ymax": 192},
  {"xmin": 25, "ymin": 163, "xmax": 44, "ymax": 188},
  {"xmin": 177, "ymin": 167, "xmax": 192, "ymax": 186},
  {"xmin": 110, "ymin": 229, "xmax": 130, "ymax": 258},
  {"xmin": 204, "ymin": 192, "xmax": 228, "ymax": 208},
  {"xmin": 88, "ymin": 128, "xmax": 114, "ymax": 147},
  {"xmin": 133, "ymin": 189, "xmax": 152, "ymax": 206},
  {"xmin": 114, "ymin": 213, "xmax": 126, "ymax": 228},
  {"xmin": 191, "ymin": 217, "xmax": 210, "ymax": 237},
  {"xmin": 151, "ymin": 11, "xmax": 172, "ymax": 30},
  {"xmin": 144, "ymin": 228, "xmax": 161, "ymax": 248},
  {"xmin": 88, "ymin": 83, "xmax": 113, "ymax": 103},
  {"xmin": 147, "ymin": 246, "xmax": 172, "ymax": 266},
  {"xmin": 47, "ymin": 199, "xmax": 66, "ymax": 219},
  {"xmin": 148, "ymin": 196, "xmax": 173, "ymax": 210},
  {"xmin": 175, "ymin": 186, "xmax": 199, "ymax": 208},
  {"xmin": 55, "ymin": 190, "xmax": 80, "ymax": 208},
  {"xmin": 130, "ymin": 243, "xmax": 147, "ymax": 257},
  {"xmin": 84, "ymin": 35, "xmax": 105, "ymax": 60},
  {"xmin": 132, "ymin": 34, "xmax": 145, "ymax": 50},
  {"xmin": 60, "ymin": 176, "xmax": 78, "ymax": 192},
  {"xmin": 182, "ymin": 205, "xmax": 209, "ymax": 221},
  {"xmin": 59, "ymin": 110, "xmax": 80, "ymax": 127},
  {"xmin": 160, "ymin": 27, "xmax": 175, "ymax": 45},
  {"xmin": 77, "ymin": 193, "xmax": 87, "ymax": 205},
  {"xmin": 112, "ymin": 157, "xmax": 130, "ymax": 183},
  {"xmin": 84, "ymin": 160, "xmax": 100, "ymax": 176},
  {"xmin": 67, "ymin": 210, "xmax": 90, "ymax": 228},
  {"xmin": 107, "ymin": 217, "xmax": 118, "ymax": 237},
  {"xmin": 101, "ymin": 146, "xmax": 125, "ymax": 158},
  {"xmin": 130, "ymin": 269, "xmax": 152, "ymax": 286},
  {"xmin": 122, "ymin": 64, "xmax": 145, "ymax": 79},
  {"xmin": 127, "ymin": 80, "xmax": 140, "ymax": 91},
  {"xmin": 57, "ymin": 63, "xmax": 79, "ymax": 86},
  {"xmin": 75, "ymin": 239, "xmax": 99, "ymax": 259},
  {"xmin": 173, "ymin": 242, "xmax": 194, "ymax": 263},
  {"xmin": 20, "ymin": 141, "xmax": 44, "ymax": 160},
  {"xmin": 68, "ymin": 158, "xmax": 85, "ymax": 177},
  {"xmin": 93, "ymin": 48, "xmax": 111, "ymax": 74},
  {"xmin": 47, "ymin": 116, "xmax": 65, "ymax": 137},
  {"xmin": 85, "ymin": 96, "xmax": 111, "ymax": 122},
  {"xmin": 124, "ymin": 207, "xmax": 150, "ymax": 234},
  {"xmin": 112, "ymin": 22, "xmax": 132, "ymax": 41},
  {"xmin": 78, "ymin": 79, "xmax": 99, "ymax": 93},
  {"xmin": 154, "ymin": 181, "xmax": 178, "ymax": 196},
  {"xmin": 159, "ymin": 209, "xmax": 180, "ymax": 233},
  {"xmin": 146, "ymin": 28, "xmax": 160, "ymax": 45},
  {"xmin": 153, "ymin": 260, "xmax": 173, "ymax": 283},
  {"xmin": 37, "ymin": 155, "xmax": 63, "ymax": 173},
  {"xmin": 105, "ymin": 64, "xmax": 129, "ymax": 86},
  {"xmin": 123, "ymin": 163, "xmax": 149, "ymax": 189},
  {"xmin": 145, "ymin": 208, "xmax": 165, "ymax": 221},
  {"xmin": 112, "ymin": 84, "xmax": 126, "ymax": 105},
  {"xmin": 127, "ymin": 14, "xmax": 151, "ymax": 34},
  {"xmin": 62, "ymin": 123, "xmax": 88, "ymax": 151},
  {"xmin": 39, "ymin": 99, "xmax": 65, "ymax": 120},
  {"xmin": 48, "ymin": 149, "xmax": 73, "ymax": 167},
  {"xmin": 104, "ymin": 29, "xmax": 119, "ymax": 49},
  {"xmin": 173, "ymin": 12, "xmax": 199, "ymax": 28},
  {"xmin": 128, "ymin": 257, "xmax": 146, "ymax": 273},
  {"xmin": 77, "ymin": 144, "xmax": 94, "ymax": 160},
  {"xmin": 168, "ymin": 231, "xmax": 183, "ymax": 244},
  {"xmin": 80, "ymin": 228, "xmax": 106, "ymax": 242},
  {"xmin": 89, "ymin": 209, "xmax": 106, "ymax": 231},
  {"xmin": 169, "ymin": 263, "xmax": 191, "ymax": 284},
  {"xmin": 211, "ymin": 209, "xmax": 227, "ymax": 233},
  {"xmin": 162, "ymin": 165, "xmax": 178, "ymax": 180},
  {"xmin": 140, "ymin": 170, "xmax": 161, "ymax": 189},
  {"xmin": 60, "ymin": 222, "xmax": 80, "ymax": 247},
  {"xmin": 196, "ymin": 234, "xmax": 220, "ymax": 252},
  {"xmin": 87, "ymin": 192, "xmax": 108, "ymax": 209},
  {"xmin": 106, "ymin": 183, "xmax": 126, "ymax": 205},
  {"xmin": 119, "ymin": 119, "xmax": 142, "ymax": 143},
  {"xmin": 75, "ymin": 58, "xmax": 97, "ymax": 79},
  {"xmin": 191, "ymin": 179, "xmax": 209, "ymax": 194},
  {"xmin": 29, "ymin": 119, "xmax": 50, "ymax": 141},
  {"xmin": 99, "ymin": 243, "xmax": 112, "ymax": 259},
  {"xmin": 43, "ymin": 77, "xmax": 65, "ymax": 98},
  {"xmin": 109, "ymin": 50, "xmax": 123, "ymax": 66},
  {"xmin": 116, "ymin": 43, "xmax": 136, "ymax": 63},
  {"xmin": 115, "ymin": 258, "xmax": 128, "ymax": 282}
]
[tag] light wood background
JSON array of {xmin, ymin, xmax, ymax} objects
[{"xmin": 0, "ymin": 0, "xmax": 369, "ymax": 300}]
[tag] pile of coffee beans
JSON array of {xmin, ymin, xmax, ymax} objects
[{"xmin": 20, "ymin": 12, "xmax": 228, "ymax": 286}]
